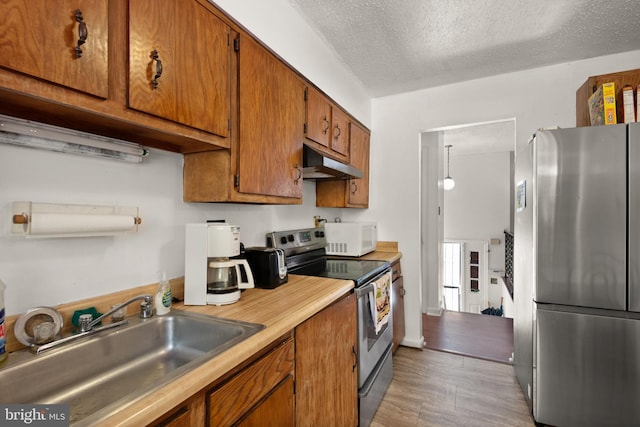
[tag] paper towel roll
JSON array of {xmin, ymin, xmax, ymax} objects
[{"xmin": 29, "ymin": 213, "xmax": 137, "ymax": 235}]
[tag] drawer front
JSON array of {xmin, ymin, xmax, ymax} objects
[{"xmin": 208, "ymin": 339, "xmax": 294, "ymax": 426}]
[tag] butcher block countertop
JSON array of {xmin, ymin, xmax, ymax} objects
[
  {"xmin": 98, "ymin": 274, "xmax": 354, "ymax": 427},
  {"xmin": 358, "ymin": 241, "xmax": 402, "ymax": 264}
]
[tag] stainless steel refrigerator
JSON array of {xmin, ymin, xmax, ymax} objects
[{"xmin": 514, "ymin": 123, "xmax": 640, "ymax": 427}]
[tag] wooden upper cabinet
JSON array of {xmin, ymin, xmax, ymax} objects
[
  {"xmin": 316, "ymin": 122, "xmax": 370, "ymax": 208},
  {"xmin": 0, "ymin": 0, "xmax": 108, "ymax": 98},
  {"xmin": 348, "ymin": 122, "xmax": 370, "ymax": 207},
  {"xmin": 128, "ymin": 0, "xmax": 231, "ymax": 138},
  {"xmin": 305, "ymin": 86, "xmax": 349, "ymax": 162},
  {"xmin": 237, "ymin": 35, "xmax": 304, "ymax": 199},
  {"xmin": 305, "ymin": 86, "xmax": 331, "ymax": 148},
  {"xmin": 330, "ymin": 106, "xmax": 350, "ymax": 159}
]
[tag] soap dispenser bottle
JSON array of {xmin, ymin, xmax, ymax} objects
[{"xmin": 155, "ymin": 273, "xmax": 172, "ymax": 316}]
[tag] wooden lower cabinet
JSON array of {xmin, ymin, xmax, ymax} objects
[
  {"xmin": 236, "ymin": 376, "xmax": 294, "ymax": 427},
  {"xmin": 208, "ymin": 337, "xmax": 295, "ymax": 426},
  {"xmin": 149, "ymin": 336, "xmax": 294, "ymax": 427},
  {"xmin": 391, "ymin": 260, "xmax": 405, "ymax": 352},
  {"xmin": 150, "ymin": 394, "xmax": 205, "ymax": 427},
  {"xmin": 150, "ymin": 293, "xmax": 359, "ymax": 427},
  {"xmin": 295, "ymin": 293, "xmax": 358, "ymax": 427}
]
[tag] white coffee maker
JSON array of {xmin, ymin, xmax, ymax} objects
[{"xmin": 184, "ymin": 223, "xmax": 254, "ymax": 305}]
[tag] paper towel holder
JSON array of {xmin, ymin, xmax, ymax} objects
[{"xmin": 11, "ymin": 201, "xmax": 142, "ymax": 238}]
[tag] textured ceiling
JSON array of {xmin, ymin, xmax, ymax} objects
[{"xmin": 288, "ymin": 0, "xmax": 640, "ymax": 97}]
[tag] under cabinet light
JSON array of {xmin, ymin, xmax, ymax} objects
[{"xmin": 0, "ymin": 114, "xmax": 148, "ymax": 163}]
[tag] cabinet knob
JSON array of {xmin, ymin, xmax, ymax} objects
[
  {"xmin": 350, "ymin": 181, "xmax": 358, "ymax": 194},
  {"xmin": 74, "ymin": 9, "xmax": 88, "ymax": 58}
]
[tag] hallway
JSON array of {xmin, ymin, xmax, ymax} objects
[{"xmin": 422, "ymin": 310, "xmax": 514, "ymax": 364}]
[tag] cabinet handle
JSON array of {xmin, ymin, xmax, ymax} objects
[
  {"xmin": 151, "ymin": 50, "xmax": 163, "ymax": 90},
  {"xmin": 322, "ymin": 117, "xmax": 330, "ymax": 134},
  {"xmin": 352, "ymin": 345, "xmax": 358, "ymax": 372},
  {"xmin": 333, "ymin": 124, "xmax": 341, "ymax": 139},
  {"xmin": 294, "ymin": 164, "xmax": 302, "ymax": 185},
  {"xmin": 401, "ymin": 288, "xmax": 406, "ymax": 296},
  {"xmin": 74, "ymin": 9, "xmax": 88, "ymax": 58},
  {"xmin": 350, "ymin": 181, "xmax": 358, "ymax": 194}
]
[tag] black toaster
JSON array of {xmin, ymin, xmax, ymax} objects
[{"xmin": 244, "ymin": 247, "xmax": 288, "ymax": 289}]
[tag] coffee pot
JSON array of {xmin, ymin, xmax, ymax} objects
[
  {"xmin": 184, "ymin": 223, "xmax": 254, "ymax": 306},
  {"xmin": 206, "ymin": 258, "xmax": 254, "ymax": 303}
]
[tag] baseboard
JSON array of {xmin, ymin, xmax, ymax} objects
[
  {"xmin": 400, "ymin": 335, "xmax": 425, "ymax": 349},
  {"xmin": 425, "ymin": 306, "xmax": 443, "ymax": 316}
]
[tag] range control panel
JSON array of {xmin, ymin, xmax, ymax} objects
[{"xmin": 266, "ymin": 227, "xmax": 327, "ymax": 256}]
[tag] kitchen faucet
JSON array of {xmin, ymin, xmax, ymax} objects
[{"xmin": 79, "ymin": 294, "xmax": 153, "ymax": 332}]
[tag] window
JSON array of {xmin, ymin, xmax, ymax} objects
[{"xmin": 443, "ymin": 242, "xmax": 462, "ymax": 311}]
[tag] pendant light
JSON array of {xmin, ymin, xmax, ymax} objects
[{"xmin": 444, "ymin": 144, "xmax": 455, "ymax": 190}]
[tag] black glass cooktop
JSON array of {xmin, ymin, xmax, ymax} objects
[{"xmin": 289, "ymin": 256, "xmax": 389, "ymax": 287}]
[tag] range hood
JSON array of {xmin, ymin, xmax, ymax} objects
[{"xmin": 302, "ymin": 145, "xmax": 363, "ymax": 180}]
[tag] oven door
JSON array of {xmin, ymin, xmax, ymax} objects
[{"xmin": 355, "ymin": 271, "xmax": 393, "ymax": 388}]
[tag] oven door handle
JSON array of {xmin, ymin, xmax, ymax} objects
[
  {"xmin": 356, "ymin": 282, "xmax": 378, "ymax": 325},
  {"xmin": 355, "ymin": 281, "xmax": 375, "ymax": 297},
  {"xmin": 358, "ymin": 345, "xmax": 392, "ymax": 398}
]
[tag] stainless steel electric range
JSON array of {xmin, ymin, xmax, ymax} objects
[{"xmin": 267, "ymin": 227, "xmax": 393, "ymax": 426}]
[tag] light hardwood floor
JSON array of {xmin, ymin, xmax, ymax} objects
[{"xmin": 371, "ymin": 347, "xmax": 536, "ymax": 427}]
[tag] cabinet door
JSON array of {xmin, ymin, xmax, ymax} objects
[
  {"xmin": 128, "ymin": 0, "xmax": 230, "ymax": 138},
  {"xmin": 347, "ymin": 122, "xmax": 370, "ymax": 207},
  {"xmin": 330, "ymin": 106, "xmax": 350, "ymax": 158},
  {"xmin": 237, "ymin": 35, "xmax": 304, "ymax": 199},
  {"xmin": 305, "ymin": 86, "xmax": 331, "ymax": 148},
  {"xmin": 208, "ymin": 339, "xmax": 294, "ymax": 426},
  {"xmin": 150, "ymin": 393, "xmax": 205, "ymax": 427},
  {"xmin": 0, "ymin": 0, "xmax": 108, "ymax": 98},
  {"xmin": 237, "ymin": 376, "xmax": 294, "ymax": 427},
  {"xmin": 296, "ymin": 293, "xmax": 358, "ymax": 427}
]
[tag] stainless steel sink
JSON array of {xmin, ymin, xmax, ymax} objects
[{"xmin": 0, "ymin": 309, "xmax": 264, "ymax": 425}]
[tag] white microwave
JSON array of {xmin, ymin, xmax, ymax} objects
[{"xmin": 324, "ymin": 222, "xmax": 377, "ymax": 257}]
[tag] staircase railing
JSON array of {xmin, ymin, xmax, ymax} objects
[{"xmin": 503, "ymin": 230, "xmax": 514, "ymax": 300}]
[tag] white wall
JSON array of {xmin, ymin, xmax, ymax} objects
[
  {"xmin": 0, "ymin": 0, "xmax": 371, "ymax": 315},
  {"xmin": 371, "ymin": 50, "xmax": 640, "ymax": 348}
]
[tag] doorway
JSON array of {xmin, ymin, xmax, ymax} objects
[
  {"xmin": 420, "ymin": 118, "xmax": 515, "ymax": 317},
  {"xmin": 419, "ymin": 118, "xmax": 516, "ymax": 362}
]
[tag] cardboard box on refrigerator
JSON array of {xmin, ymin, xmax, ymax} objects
[
  {"xmin": 588, "ymin": 82, "xmax": 617, "ymax": 126},
  {"xmin": 602, "ymin": 82, "xmax": 617, "ymax": 125}
]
